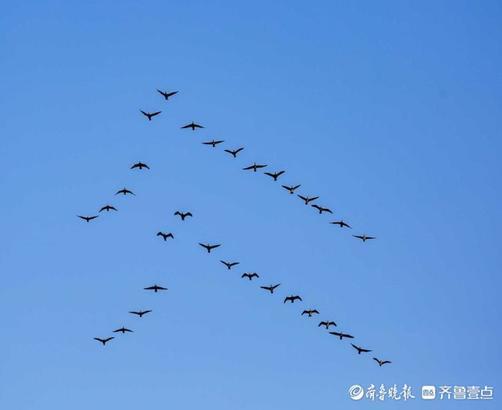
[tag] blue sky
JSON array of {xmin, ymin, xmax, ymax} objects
[{"xmin": 1, "ymin": 1, "xmax": 501, "ymax": 408}]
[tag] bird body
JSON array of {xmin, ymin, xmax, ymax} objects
[
  {"xmin": 260, "ymin": 284, "xmax": 281, "ymax": 294},
  {"xmin": 94, "ymin": 337, "xmax": 114, "ymax": 346},
  {"xmin": 129, "ymin": 310, "xmax": 152, "ymax": 317},
  {"xmin": 199, "ymin": 243, "xmax": 221, "ymax": 253},
  {"xmin": 298, "ymin": 195, "xmax": 319, "ymax": 205},
  {"xmin": 157, "ymin": 89, "xmax": 178, "ymax": 100},
  {"xmin": 78, "ymin": 215, "xmax": 98, "ymax": 222},
  {"xmin": 353, "ymin": 234, "xmax": 376, "ymax": 242},
  {"xmin": 144, "ymin": 285, "xmax": 168, "ymax": 293},
  {"xmin": 181, "ymin": 122, "xmax": 204, "ymax": 130},
  {"xmin": 329, "ymin": 331, "xmax": 354, "ymax": 340},
  {"xmin": 224, "ymin": 147, "xmax": 244, "ymax": 158},
  {"xmin": 243, "ymin": 163, "xmax": 267, "ymax": 172},
  {"xmin": 131, "ymin": 162, "xmax": 150, "ymax": 170},
  {"xmin": 373, "ymin": 357, "xmax": 392, "ymax": 366},
  {"xmin": 264, "ymin": 170, "xmax": 285, "ymax": 181},
  {"xmin": 115, "ymin": 188, "xmax": 135, "ymax": 196},
  {"xmin": 312, "ymin": 204, "xmax": 333, "ymax": 214},
  {"xmin": 113, "ymin": 327, "xmax": 133, "ymax": 334},
  {"xmin": 331, "ymin": 220, "xmax": 351, "ymax": 228},
  {"xmin": 99, "ymin": 205, "xmax": 117, "ymax": 212},
  {"xmin": 282, "ymin": 184, "xmax": 301, "ymax": 194},
  {"xmin": 174, "ymin": 211, "xmax": 192, "ymax": 221},
  {"xmin": 302, "ymin": 309, "xmax": 320, "ymax": 317},
  {"xmin": 284, "ymin": 295, "xmax": 302, "ymax": 304},
  {"xmin": 203, "ymin": 140, "xmax": 224, "ymax": 147},
  {"xmin": 318, "ymin": 321, "xmax": 337, "ymax": 329},
  {"xmin": 220, "ymin": 260, "xmax": 240, "ymax": 270},
  {"xmin": 140, "ymin": 110, "xmax": 161, "ymax": 121},
  {"xmin": 157, "ymin": 232, "xmax": 174, "ymax": 241},
  {"xmin": 351, "ymin": 343, "xmax": 372, "ymax": 354}
]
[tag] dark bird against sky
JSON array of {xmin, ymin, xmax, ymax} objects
[
  {"xmin": 351, "ymin": 343, "xmax": 372, "ymax": 354},
  {"xmin": 203, "ymin": 140, "xmax": 224, "ymax": 147},
  {"xmin": 243, "ymin": 163, "xmax": 267, "ymax": 172},
  {"xmin": 131, "ymin": 162, "xmax": 150, "ymax": 170},
  {"xmin": 115, "ymin": 188, "xmax": 135, "ymax": 196},
  {"xmin": 301, "ymin": 309, "xmax": 320, "ymax": 317},
  {"xmin": 157, "ymin": 89, "xmax": 178, "ymax": 100},
  {"xmin": 224, "ymin": 147, "xmax": 244, "ymax": 158},
  {"xmin": 373, "ymin": 357, "xmax": 392, "ymax": 367},
  {"xmin": 199, "ymin": 243, "xmax": 221, "ymax": 253},
  {"xmin": 144, "ymin": 284, "xmax": 168, "ymax": 293},
  {"xmin": 140, "ymin": 110, "xmax": 161, "ymax": 121},
  {"xmin": 220, "ymin": 260, "xmax": 240, "ymax": 270},
  {"xmin": 181, "ymin": 122, "xmax": 204, "ymax": 130},
  {"xmin": 174, "ymin": 211, "xmax": 193, "ymax": 221},
  {"xmin": 298, "ymin": 195, "xmax": 319, "ymax": 205},
  {"xmin": 318, "ymin": 321, "xmax": 337, "ymax": 329},
  {"xmin": 99, "ymin": 205, "xmax": 117, "ymax": 212},
  {"xmin": 77, "ymin": 215, "xmax": 98, "ymax": 223},
  {"xmin": 312, "ymin": 204, "xmax": 333, "ymax": 214},
  {"xmin": 284, "ymin": 295, "xmax": 303, "ymax": 304},
  {"xmin": 330, "ymin": 220, "xmax": 351, "ymax": 228},
  {"xmin": 94, "ymin": 337, "xmax": 114, "ymax": 346},
  {"xmin": 113, "ymin": 327, "xmax": 133, "ymax": 334},
  {"xmin": 241, "ymin": 272, "xmax": 259, "ymax": 280},
  {"xmin": 129, "ymin": 310, "xmax": 152, "ymax": 318},
  {"xmin": 260, "ymin": 284, "xmax": 281, "ymax": 294},
  {"xmin": 157, "ymin": 232, "xmax": 174, "ymax": 241},
  {"xmin": 329, "ymin": 331, "xmax": 354, "ymax": 340},
  {"xmin": 264, "ymin": 170, "xmax": 285, "ymax": 181},
  {"xmin": 282, "ymin": 184, "xmax": 301, "ymax": 194},
  {"xmin": 353, "ymin": 234, "xmax": 376, "ymax": 242}
]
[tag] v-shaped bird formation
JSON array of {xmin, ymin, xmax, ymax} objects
[{"xmin": 78, "ymin": 88, "xmax": 389, "ymax": 367}]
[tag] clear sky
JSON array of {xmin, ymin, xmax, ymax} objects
[{"xmin": 1, "ymin": 1, "xmax": 501, "ymax": 409}]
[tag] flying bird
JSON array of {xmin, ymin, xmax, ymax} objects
[
  {"xmin": 199, "ymin": 243, "xmax": 221, "ymax": 253},
  {"xmin": 174, "ymin": 211, "xmax": 193, "ymax": 221},
  {"xmin": 181, "ymin": 122, "xmax": 204, "ymax": 130},
  {"xmin": 144, "ymin": 284, "xmax": 168, "ymax": 293},
  {"xmin": 329, "ymin": 331, "xmax": 354, "ymax": 340},
  {"xmin": 353, "ymin": 234, "xmax": 376, "ymax": 242},
  {"xmin": 220, "ymin": 260, "xmax": 240, "ymax": 270},
  {"xmin": 260, "ymin": 284, "xmax": 281, "ymax": 294},
  {"xmin": 129, "ymin": 310, "xmax": 152, "ymax": 318},
  {"xmin": 203, "ymin": 140, "xmax": 224, "ymax": 147},
  {"xmin": 298, "ymin": 195, "xmax": 319, "ymax": 205},
  {"xmin": 373, "ymin": 357, "xmax": 392, "ymax": 367},
  {"xmin": 282, "ymin": 184, "xmax": 301, "ymax": 194},
  {"xmin": 115, "ymin": 188, "xmax": 135, "ymax": 196},
  {"xmin": 94, "ymin": 337, "xmax": 114, "ymax": 346},
  {"xmin": 140, "ymin": 110, "xmax": 161, "ymax": 121},
  {"xmin": 241, "ymin": 272, "xmax": 259, "ymax": 281},
  {"xmin": 131, "ymin": 162, "xmax": 150, "ymax": 170},
  {"xmin": 318, "ymin": 321, "xmax": 337, "ymax": 329},
  {"xmin": 331, "ymin": 220, "xmax": 351, "ymax": 228},
  {"xmin": 224, "ymin": 147, "xmax": 244, "ymax": 158},
  {"xmin": 243, "ymin": 163, "xmax": 267, "ymax": 172},
  {"xmin": 351, "ymin": 343, "xmax": 372, "ymax": 354},
  {"xmin": 157, "ymin": 89, "xmax": 178, "ymax": 100},
  {"xmin": 157, "ymin": 232, "xmax": 174, "ymax": 241},
  {"xmin": 77, "ymin": 215, "xmax": 98, "ymax": 223},
  {"xmin": 284, "ymin": 295, "xmax": 302, "ymax": 304},
  {"xmin": 99, "ymin": 205, "xmax": 117, "ymax": 212},
  {"xmin": 301, "ymin": 309, "xmax": 320, "ymax": 317},
  {"xmin": 264, "ymin": 170, "xmax": 285, "ymax": 181},
  {"xmin": 312, "ymin": 204, "xmax": 333, "ymax": 214},
  {"xmin": 113, "ymin": 327, "xmax": 133, "ymax": 334}
]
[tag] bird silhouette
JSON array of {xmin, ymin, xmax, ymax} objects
[
  {"xmin": 199, "ymin": 243, "xmax": 221, "ymax": 253},
  {"xmin": 373, "ymin": 357, "xmax": 392, "ymax": 367},
  {"xmin": 224, "ymin": 147, "xmax": 244, "ymax": 158},
  {"xmin": 174, "ymin": 211, "xmax": 192, "ymax": 221},
  {"xmin": 351, "ymin": 343, "xmax": 372, "ymax": 354},
  {"xmin": 203, "ymin": 140, "xmax": 224, "ymax": 147},
  {"xmin": 220, "ymin": 260, "xmax": 240, "ymax": 270},
  {"xmin": 298, "ymin": 195, "xmax": 319, "ymax": 205},
  {"xmin": 260, "ymin": 284, "xmax": 281, "ymax": 294},
  {"xmin": 140, "ymin": 110, "xmax": 161, "ymax": 121},
  {"xmin": 301, "ymin": 309, "xmax": 320, "ymax": 317},
  {"xmin": 241, "ymin": 272, "xmax": 259, "ymax": 280},
  {"xmin": 94, "ymin": 337, "xmax": 114, "ymax": 346},
  {"xmin": 331, "ymin": 220, "xmax": 351, "ymax": 228},
  {"xmin": 329, "ymin": 331, "xmax": 354, "ymax": 340},
  {"xmin": 284, "ymin": 295, "xmax": 302, "ymax": 304},
  {"xmin": 282, "ymin": 184, "xmax": 301, "ymax": 194},
  {"xmin": 181, "ymin": 122, "xmax": 204, "ymax": 130},
  {"xmin": 312, "ymin": 204, "xmax": 333, "ymax": 214},
  {"xmin": 78, "ymin": 215, "xmax": 98, "ymax": 223},
  {"xmin": 131, "ymin": 162, "xmax": 150, "ymax": 170},
  {"xmin": 129, "ymin": 310, "xmax": 152, "ymax": 317},
  {"xmin": 113, "ymin": 327, "xmax": 133, "ymax": 334},
  {"xmin": 243, "ymin": 163, "xmax": 267, "ymax": 172},
  {"xmin": 99, "ymin": 205, "xmax": 117, "ymax": 212},
  {"xmin": 144, "ymin": 284, "xmax": 168, "ymax": 293},
  {"xmin": 264, "ymin": 170, "xmax": 285, "ymax": 181},
  {"xmin": 353, "ymin": 234, "xmax": 376, "ymax": 242},
  {"xmin": 115, "ymin": 188, "xmax": 135, "ymax": 196},
  {"xmin": 318, "ymin": 321, "xmax": 337, "ymax": 329},
  {"xmin": 157, "ymin": 232, "xmax": 174, "ymax": 241},
  {"xmin": 157, "ymin": 89, "xmax": 178, "ymax": 100}
]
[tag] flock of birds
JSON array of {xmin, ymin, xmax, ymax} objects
[{"xmin": 80, "ymin": 88, "xmax": 389, "ymax": 368}]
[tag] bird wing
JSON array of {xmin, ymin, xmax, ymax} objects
[{"xmin": 151, "ymin": 111, "xmax": 161, "ymax": 116}]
